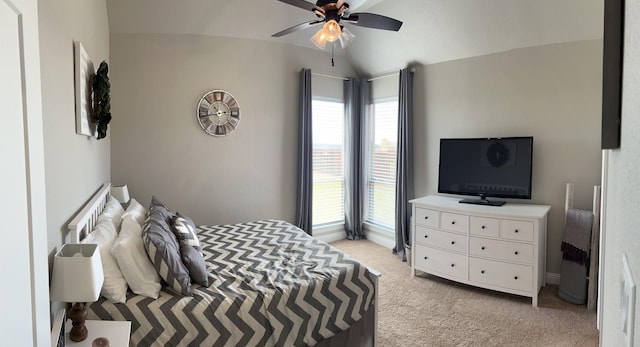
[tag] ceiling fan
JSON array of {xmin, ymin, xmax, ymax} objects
[{"xmin": 272, "ymin": 0, "xmax": 403, "ymax": 49}]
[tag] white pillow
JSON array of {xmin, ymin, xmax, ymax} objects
[
  {"xmin": 122, "ymin": 198, "xmax": 146, "ymax": 226},
  {"xmin": 98, "ymin": 196, "xmax": 125, "ymax": 230},
  {"xmin": 82, "ymin": 218, "xmax": 128, "ymax": 303},
  {"xmin": 111, "ymin": 214, "xmax": 161, "ymax": 299}
]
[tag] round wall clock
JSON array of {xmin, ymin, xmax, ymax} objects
[{"xmin": 196, "ymin": 90, "xmax": 240, "ymax": 136}]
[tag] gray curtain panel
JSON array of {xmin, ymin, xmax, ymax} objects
[
  {"xmin": 343, "ymin": 78, "xmax": 370, "ymax": 240},
  {"xmin": 296, "ymin": 68, "xmax": 313, "ymax": 235},
  {"xmin": 360, "ymin": 81, "xmax": 372, "ymax": 230},
  {"xmin": 393, "ymin": 67, "xmax": 415, "ymax": 261}
]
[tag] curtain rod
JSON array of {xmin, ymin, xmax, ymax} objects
[
  {"xmin": 311, "ymin": 72, "xmax": 349, "ymax": 81},
  {"xmin": 312, "ymin": 67, "xmax": 417, "ymax": 82},
  {"xmin": 367, "ymin": 67, "xmax": 417, "ymax": 82},
  {"xmin": 367, "ymin": 72, "xmax": 398, "ymax": 82}
]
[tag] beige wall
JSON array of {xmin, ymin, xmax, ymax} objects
[
  {"xmin": 601, "ymin": 1, "xmax": 640, "ymax": 344},
  {"xmin": 39, "ymin": 0, "xmax": 111, "ymax": 253},
  {"xmin": 371, "ymin": 73, "xmax": 399, "ymax": 100},
  {"xmin": 413, "ymin": 39, "xmax": 603, "ymax": 275},
  {"xmin": 109, "ymin": 33, "xmax": 355, "ymax": 226}
]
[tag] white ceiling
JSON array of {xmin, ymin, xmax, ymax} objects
[{"xmin": 106, "ymin": 0, "xmax": 604, "ymax": 75}]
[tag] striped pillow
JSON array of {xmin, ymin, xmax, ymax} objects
[
  {"xmin": 142, "ymin": 196, "xmax": 192, "ymax": 296},
  {"xmin": 172, "ymin": 213, "xmax": 208, "ymax": 287},
  {"xmin": 172, "ymin": 216, "xmax": 202, "ymax": 254}
]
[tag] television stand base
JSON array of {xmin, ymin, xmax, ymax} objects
[{"xmin": 459, "ymin": 197, "xmax": 506, "ymax": 206}]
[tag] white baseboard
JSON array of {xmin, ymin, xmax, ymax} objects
[
  {"xmin": 314, "ymin": 224, "xmax": 347, "ymax": 244},
  {"xmin": 546, "ymin": 272, "xmax": 560, "ymax": 285},
  {"xmin": 315, "ymin": 223, "xmax": 396, "ymax": 249},
  {"xmin": 364, "ymin": 224, "xmax": 395, "ymax": 249},
  {"xmin": 315, "ymin": 231, "xmax": 346, "ymax": 243}
]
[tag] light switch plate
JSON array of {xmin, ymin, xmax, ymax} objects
[{"xmin": 621, "ymin": 253, "xmax": 635, "ymax": 347}]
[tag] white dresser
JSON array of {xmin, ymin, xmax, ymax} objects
[{"xmin": 410, "ymin": 195, "xmax": 551, "ymax": 307}]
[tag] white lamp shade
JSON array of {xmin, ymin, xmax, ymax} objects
[
  {"xmin": 50, "ymin": 244, "xmax": 104, "ymax": 303},
  {"xmin": 110, "ymin": 184, "xmax": 130, "ymax": 204}
]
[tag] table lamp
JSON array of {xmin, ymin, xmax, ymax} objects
[
  {"xmin": 50, "ymin": 244, "xmax": 104, "ymax": 342},
  {"xmin": 110, "ymin": 184, "xmax": 130, "ymax": 205}
]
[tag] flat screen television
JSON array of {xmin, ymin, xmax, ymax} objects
[{"xmin": 438, "ymin": 137, "xmax": 533, "ymax": 206}]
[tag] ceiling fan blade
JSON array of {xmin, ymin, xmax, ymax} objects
[
  {"xmin": 277, "ymin": 0, "xmax": 322, "ymax": 12},
  {"xmin": 343, "ymin": 12, "xmax": 403, "ymax": 31},
  {"xmin": 272, "ymin": 20, "xmax": 324, "ymax": 37}
]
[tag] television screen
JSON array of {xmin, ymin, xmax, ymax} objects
[{"xmin": 438, "ymin": 137, "xmax": 533, "ymax": 206}]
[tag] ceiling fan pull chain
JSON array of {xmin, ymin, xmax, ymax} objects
[{"xmin": 331, "ymin": 44, "xmax": 335, "ymax": 67}]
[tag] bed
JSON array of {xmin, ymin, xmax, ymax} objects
[{"xmin": 67, "ymin": 183, "xmax": 380, "ymax": 346}]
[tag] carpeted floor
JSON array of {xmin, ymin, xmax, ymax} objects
[{"xmin": 330, "ymin": 239, "xmax": 599, "ymax": 347}]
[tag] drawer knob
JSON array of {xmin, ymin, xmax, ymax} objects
[
  {"xmin": 451, "ymin": 241, "xmax": 455, "ymax": 245},
  {"xmin": 514, "ymin": 251, "xmax": 519, "ymax": 255},
  {"xmin": 424, "ymin": 235, "xmax": 428, "ymax": 238},
  {"xmin": 481, "ymin": 246, "xmax": 486, "ymax": 250},
  {"xmin": 424, "ymin": 256, "xmax": 428, "ymax": 260},
  {"xmin": 481, "ymin": 270, "xmax": 485, "ymax": 274},
  {"xmin": 481, "ymin": 225, "xmax": 486, "ymax": 229},
  {"xmin": 451, "ymin": 264, "xmax": 455, "ymax": 267},
  {"xmin": 424, "ymin": 216, "xmax": 429, "ymax": 219},
  {"xmin": 514, "ymin": 229, "xmax": 519, "ymax": 233},
  {"xmin": 451, "ymin": 221, "xmax": 456, "ymax": 225},
  {"xmin": 514, "ymin": 276, "xmax": 518, "ymax": 280}
]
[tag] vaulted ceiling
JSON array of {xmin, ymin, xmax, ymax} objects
[{"xmin": 107, "ymin": 0, "xmax": 603, "ymax": 75}]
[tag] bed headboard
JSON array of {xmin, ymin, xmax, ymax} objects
[{"xmin": 68, "ymin": 183, "xmax": 111, "ymax": 243}]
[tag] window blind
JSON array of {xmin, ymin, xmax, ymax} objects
[
  {"xmin": 366, "ymin": 99, "xmax": 398, "ymax": 228},
  {"xmin": 312, "ymin": 99, "xmax": 345, "ymax": 226}
]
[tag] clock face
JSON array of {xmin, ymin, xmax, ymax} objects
[{"xmin": 197, "ymin": 90, "xmax": 240, "ymax": 136}]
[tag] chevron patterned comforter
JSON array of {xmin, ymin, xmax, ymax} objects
[{"xmin": 88, "ymin": 219, "xmax": 375, "ymax": 346}]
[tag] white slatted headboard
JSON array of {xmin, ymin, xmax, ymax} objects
[{"xmin": 68, "ymin": 183, "xmax": 111, "ymax": 243}]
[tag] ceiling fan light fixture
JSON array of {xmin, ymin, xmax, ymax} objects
[
  {"xmin": 323, "ymin": 19, "xmax": 342, "ymax": 42},
  {"xmin": 311, "ymin": 19, "xmax": 342, "ymax": 49},
  {"xmin": 274, "ymin": 0, "xmax": 404, "ymax": 51},
  {"xmin": 338, "ymin": 26, "xmax": 355, "ymax": 48},
  {"xmin": 310, "ymin": 29, "xmax": 328, "ymax": 49}
]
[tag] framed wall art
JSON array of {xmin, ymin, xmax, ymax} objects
[{"xmin": 74, "ymin": 41, "xmax": 96, "ymax": 137}]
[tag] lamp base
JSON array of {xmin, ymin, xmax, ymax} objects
[{"xmin": 69, "ymin": 302, "xmax": 89, "ymax": 342}]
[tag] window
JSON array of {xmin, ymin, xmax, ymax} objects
[
  {"xmin": 366, "ymin": 99, "xmax": 398, "ymax": 228},
  {"xmin": 312, "ymin": 99, "xmax": 345, "ymax": 227}
]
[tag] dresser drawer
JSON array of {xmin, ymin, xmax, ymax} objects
[
  {"xmin": 469, "ymin": 237, "xmax": 534, "ymax": 264},
  {"xmin": 469, "ymin": 216, "xmax": 500, "ymax": 238},
  {"xmin": 500, "ymin": 220, "xmax": 534, "ymax": 242},
  {"xmin": 469, "ymin": 257, "xmax": 533, "ymax": 292},
  {"xmin": 415, "ymin": 208, "xmax": 440, "ymax": 228},
  {"xmin": 416, "ymin": 226, "xmax": 467, "ymax": 253},
  {"xmin": 440, "ymin": 212, "xmax": 469, "ymax": 234},
  {"xmin": 415, "ymin": 245, "xmax": 467, "ymax": 279}
]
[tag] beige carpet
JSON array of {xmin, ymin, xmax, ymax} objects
[{"xmin": 330, "ymin": 239, "xmax": 599, "ymax": 347}]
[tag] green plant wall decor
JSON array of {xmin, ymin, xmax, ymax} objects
[{"xmin": 92, "ymin": 61, "xmax": 111, "ymax": 139}]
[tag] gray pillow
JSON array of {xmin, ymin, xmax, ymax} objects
[
  {"xmin": 142, "ymin": 196, "xmax": 192, "ymax": 296},
  {"xmin": 172, "ymin": 213, "xmax": 208, "ymax": 287}
]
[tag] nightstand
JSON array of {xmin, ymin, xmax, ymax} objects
[{"xmin": 65, "ymin": 320, "xmax": 131, "ymax": 347}]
